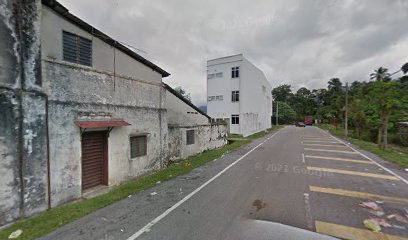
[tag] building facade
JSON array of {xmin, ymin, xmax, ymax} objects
[
  {"xmin": 0, "ymin": 0, "xmax": 226, "ymax": 226},
  {"xmin": 165, "ymin": 84, "xmax": 227, "ymax": 161},
  {"xmin": 207, "ymin": 54, "xmax": 273, "ymax": 137}
]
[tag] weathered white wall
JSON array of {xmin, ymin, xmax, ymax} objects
[
  {"xmin": 165, "ymin": 89, "xmax": 209, "ymax": 125},
  {"xmin": 41, "ymin": 6, "xmax": 168, "ymax": 207},
  {"xmin": 240, "ymin": 58, "xmax": 272, "ymax": 136},
  {"xmin": 41, "ymin": 6, "xmax": 163, "ymax": 84},
  {"xmin": 0, "ymin": 0, "xmax": 49, "ymax": 227},
  {"xmin": 207, "ymin": 54, "xmax": 272, "ymax": 136},
  {"xmin": 165, "ymin": 86, "xmax": 227, "ymax": 160},
  {"xmin": 168, "ymin": 124, "xmax": 227, "ymax": 161}
]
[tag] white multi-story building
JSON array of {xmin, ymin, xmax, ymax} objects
[{"xmin": 207, "ymin": 54, "xmax": 272, "ymax": 137}]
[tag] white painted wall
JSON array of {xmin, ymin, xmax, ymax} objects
[
  {"xmin": 41, "ymin": 6, "xmax": 163, "ymax": 85},
  {"xmin": 165, "ymin": 89, "xmax": 209, "ymax": 126},
  {"xmin": 41, "ymin": 5, "xmax": 168, "ymax": 206},
  {"xmin": 207, "ymin": 54, "xmax": 242, "ymax": 134},
  {"xmin": 207, "ymin": 54, "xmax": 272, "ymax": 137},
  {"xmin": 168, "ymin": 124, "xmax": 227, "ymax": 161}
]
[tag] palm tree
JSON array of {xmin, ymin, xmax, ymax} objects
[{"xmin": 370, "ymin": 67, "xmax": 391, "ymax": 82}]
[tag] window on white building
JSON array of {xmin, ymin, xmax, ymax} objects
[
  {"xmin": 216, "ymin": 95, "xmax": 223, "ymax": 100},
  {"xmin": 231, "ymin": 115, "xmax": 239, "ymax": 124},
  {"xmin": 231, "ymin": 91, "xmax": 239, "ymax": 102},
  {"xmin": 207, "ymin": 73, "xmax": 215, "ymax": 79},
  {"xmin": 231, "ymin": 67, "xmax": 239, "ymax": 78},
  {"xmin": 216, "ymin": 72, "xmax": 223, "ymax": 78}
]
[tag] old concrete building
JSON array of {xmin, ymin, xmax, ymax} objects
[
  {"xmin": 0, "ymin": 0, "xmax": 48, "ymax": 227},
  {"xmin": 207, "ymin": 54, "xmax": 273, "ymax": 137},
  {"xmin": 0, "ymin": 0, "xmax": 227, "ymax": 227},
  {"xmin": 41, "ymin": 0, "xmax": 172, "ymax": 207},
  {"xmin": 165, "ymin": 84, "xmax": 227, "ymax": 161}
]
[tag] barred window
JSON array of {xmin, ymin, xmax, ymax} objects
[
  {"xmin": 130, "ymin": 136, "xmax": 147, "ymax": 158},
  {"xmin": 62, "ymin": 31, "xmax": 92, "ymax": 66},
  {"xmin": 231, "ymin": 115, "xmax": 239, "ymax": 124},
  {"xmin": 186, "ymin": 130, "xmax": 195, "ymax": 145},
  {"xmin": 231, "ymin": 91, "xmax": 239, "ymax": 102}
]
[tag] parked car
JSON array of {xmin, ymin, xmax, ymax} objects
[{"xmin": 295, "ymin": 122, "xmax": 305, "ymax": 127}]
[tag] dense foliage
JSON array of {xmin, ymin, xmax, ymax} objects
[{"xmin": 272, "ymin": 63, "xmax": 408, "ymax": 149}]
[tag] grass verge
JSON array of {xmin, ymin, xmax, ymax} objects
[
  {"xmin": 318, "ymin": 124, "xmax": 408, "ymax": 168},
  {"xmin": 247, "ymin": 125, "xmax": 284, "ymax": 139},
  {"xmin": 0, "ymin": 140, "xmax": 250, "ymax": 240},
  {"xmin": 227, "ymin": 133, "xmax": 243, "ymax": 138}
]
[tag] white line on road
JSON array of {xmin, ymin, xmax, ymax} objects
[
  {"xmin": 302, "ymin": 153, "xmax": 305, "ymax": 163},
  {"xmin": 318, "ymin": 128, "xmax": 408, "ymax": 185},
  {"xmin": 126, "ymin": 128, "xmax": 284, "ymax": 240},
  {"xmin": 303, "ymin": 193, "xmax": 314, "ymax": 230}
]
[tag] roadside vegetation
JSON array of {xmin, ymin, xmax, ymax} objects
[
  {"xmin": 319, "ymin": 124, "xmax": 408, "ymax": 168},
  {"xmin": 0, "ymin": 127, "xmax": 281, "ymax": 240},
  {"xmin": 227, "ymin": 133, "xmax": 243, "ymax": 138},
  {"xmin": 272, "ymin": 62, "xmax": 408, "ymax": 150}
]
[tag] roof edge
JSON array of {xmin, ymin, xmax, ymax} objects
[
  {"xmin": 42, "ymin": 0, "xmax": 170, "ymax": 78},
  {"xmin": 207, "ymin": 53, "xmax": 244, "ymax": 62},
  {"xmin": 164, "ymin": 84, "xmax": 210, "ymax": 120}
]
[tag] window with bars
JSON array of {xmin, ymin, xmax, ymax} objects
[
  {"xmin": 186, "ymin": 130, "xmax": 195, "ymax": 145},
  {"xmin": 231, "ymin": 91, "xmax": 239, "ymax": 102},
  {"xmin": 62, "ymin": 31, "xmax": 92, "ymax": 66},
  {"xmin": 231, "ymin": 66, "xmax": 239, "ymax": 78},
  {"xmin": 231, "ymin": 115, "xmax": 239, "ymax": 124},
  {"xmin": 130, "ymin": 135, "xmax": 147, "ymax": 158}
]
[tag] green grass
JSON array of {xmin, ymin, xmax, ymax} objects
[
  {"xmin": 247, "ymin": 125, "xmax": 284, "ymax": 139},
  {"xmin": 227, "ymin": 133, "xmax": 243, "ymax": 138},
  {"xmin": 0, "ymin": 140, "xmax": 251, "ymax": 240},
  {"xmin": 318, "ymin": 124, "xmax": 408, "ymax": 168}
]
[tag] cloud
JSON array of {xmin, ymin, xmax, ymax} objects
[{"xmin": 58, "ymin": 0, "xmax": 408, "ymax": 105}]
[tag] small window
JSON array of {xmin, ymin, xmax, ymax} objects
[
  {"xmin": 215, "ymin": 72, "xmax": 223, "ymax": 78},
  {"xmin": 231, "ymin": 91, "xmax": 239, "ymax": 102},
  {"xmin": 62, "ymin": 31, "xmax": 92, "ymax": 66},
  {"xmin": 231, "ymin": 115, "xmax": 239, "ymax": 124},
  {"xmin": 207, "ymin": 73, "xmax": 215, "ymax": 79},
  {"xmin": 186, "ymin": 130, "xmax": 195, "ymax": 145},
  {"xmin": 231, "ymin": 67, "xmax": 239, "ymax": 78},
  {"xmin": 130, "ymin": 136, "xmax": 147, "ymax": 158},
  {"xmin": 216, "ymin": 95, "xmax": 223, "ymax": 101}
]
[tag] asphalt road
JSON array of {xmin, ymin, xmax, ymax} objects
[{"xmin": 40, "ymin": 126, "xmax": 408, "ymax": 240}]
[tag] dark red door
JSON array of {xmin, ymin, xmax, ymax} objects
[{"xmin": 81, "ymin": 131, "xmax": 108, "ymax": 190}]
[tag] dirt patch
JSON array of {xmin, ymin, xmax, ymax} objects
[{"xmin": 252, "ymin": 199, "xmax": 267, "ymax": 211}]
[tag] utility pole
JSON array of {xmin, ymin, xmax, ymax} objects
[
  {"xmin": 276, "ymin": 101, "xmax": 279, "ymax": 125},
  {"xmin": 345, "ymin": 82, "xmax": 348, "ymax": 137}
]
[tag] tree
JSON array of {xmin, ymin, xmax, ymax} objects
[
  {"xmin": 366, "ymin": 80, "xmax": 408, "ymax": 149},
  {"xmin": 271, "ymin": 84, "xmax": 293, "ymax": 102},
  {"xmin": 273, "ymin": 101, "xmax": 297, "ymax": 124},
  {"xmin": 370, "ymin": 67, "xmax": 391, "ymax": 82},
  {"xmin": 174, "ymin": 86, "xmax": 192, "ymax": 102}
]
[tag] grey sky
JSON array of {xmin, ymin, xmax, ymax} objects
[{"xmin": 58, "ymin": 0, "xmax": 408, "ymax": 106}]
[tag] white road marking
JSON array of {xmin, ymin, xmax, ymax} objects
[
  {"xmin": 317, "ymin": 128, "xmax": 408, "ymax": 185},
  {"xmin": 302, "ymin": 153, "xmax": 305, "ymax": 163},
  {"xmin": 303, "ymin": 193, "xmax": 314, "ymax": 230},
  {"xmin": 126, "ymin": 128, "xmax": 284, "ymax": 239}
]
